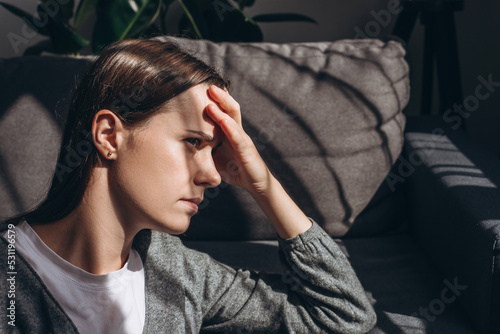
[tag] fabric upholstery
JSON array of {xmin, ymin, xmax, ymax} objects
[
  {"xmin": 0, "ymin": 56, "xmax": 91, "ymax": 221},
  {"xmin": 403, "ymin": 115, "xmax": 500, "ymax": 334}
]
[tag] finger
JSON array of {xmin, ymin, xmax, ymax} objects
[
  {"xmin": 208, "ymin": 85, "xmax": 242, "ymax": 125},
  {"xmin": 206, "ymin": 104, "xmax": 248, "ymax": 152}
]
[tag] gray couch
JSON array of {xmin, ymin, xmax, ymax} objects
[{"xmin": 1, "ymin": 36, "xmax": 499, "ymax": 334}]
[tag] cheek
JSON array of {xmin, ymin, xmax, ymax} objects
[{"xmin": 114, "ymin": 140, "xmax": 191, "ymax": 203}]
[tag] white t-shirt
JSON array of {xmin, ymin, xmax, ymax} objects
[{"xmin": 5, "ymin": 220, "xmax": 146, "ymax": 334}]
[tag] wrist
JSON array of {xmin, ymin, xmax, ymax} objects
[
  {"xmin": 249, "ymin": 175, "xmax": 312, "ymax": 239},
  {"xmin": 246, "ymin": 170, "xmax": 277, "ymax": 200}
]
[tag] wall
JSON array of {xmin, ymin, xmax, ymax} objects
[{"xmin": 1, "ymin": 0, "xmax": 499, "ymax": 157}]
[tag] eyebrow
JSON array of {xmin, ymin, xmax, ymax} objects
[{"xmin": 185, "ymin": 129, "xmax": 222, "ymax": 146}]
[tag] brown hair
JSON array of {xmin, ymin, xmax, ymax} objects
[{"xmin": 6, "ymin": 38, "xmax": 229, "ymax": 225}]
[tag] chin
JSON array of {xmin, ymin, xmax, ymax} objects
[
  {"xmin": 167, "ymin": 226, "xmax": 190, "ymax": 235},
  {"xmin": 152, "ymin": 218, "xmax": 191, "ymax": 235}
]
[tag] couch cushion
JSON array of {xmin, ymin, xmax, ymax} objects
[
  {"xmin": 0, "ymin": 56, "xmax": 92, "ymax": 221},
  {"xmin": 0, "ymin": 37, "xmax": 409, "ymax": 239},
  {"xmin": 182, "ymin": 234, "xmax": 477, "ymax": 333},
  {"xmin": 159, "ymin": 36, "xmax": 409, "ymax": 239}
]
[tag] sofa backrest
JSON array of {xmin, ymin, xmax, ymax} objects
[{"xmin": 0, "ymin": 36, "xmax": 410, "ymax": 240}]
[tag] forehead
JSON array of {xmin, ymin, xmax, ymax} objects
[
  {"xmin": 172, "ymin": 84, "xmax": 212, "ymax": 115},
  {"xmin": 154, "ymin": 84, "xmax": 221, "ymax": 138}
]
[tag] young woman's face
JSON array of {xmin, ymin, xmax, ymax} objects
[{"xmin": 111, "ymin": 83, "xmax": 223, "ymax": 235}]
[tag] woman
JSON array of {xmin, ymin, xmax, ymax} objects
[{"xmin": 0, "ymin": 38, "xmax": 376, "ymax": 333}]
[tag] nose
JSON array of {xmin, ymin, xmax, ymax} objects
[{"xmin": 194, "ymin": 151, "xmax": 221, "ymax": 189}]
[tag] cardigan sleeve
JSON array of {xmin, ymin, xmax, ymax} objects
[{"xmin": 198, "ymin": 218, "xmax": 377, "ymax": 334}]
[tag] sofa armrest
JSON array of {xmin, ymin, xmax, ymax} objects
[{"xmin": 400, "ymin": 115, "xmax": 500, "ymax": 334}]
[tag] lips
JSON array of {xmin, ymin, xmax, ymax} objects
[
  {"xmin": 183, "ymin": 198, "xmax": 202, "ymax": 205},
  {"xmin": 180, "ymin": 198, "xmax": 202, "ymax": 213}
]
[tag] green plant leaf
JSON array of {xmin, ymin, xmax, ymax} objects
[
  {"xmin": 0, "ymin": 2, "xmax": 49, "ymax": 36},
  {"xmin": 74, "ymin": 0, "xmax": 98, "ymax": 28},
  {"xmin": 0, "ymin": 2, "xmax": 34, "ymax": 19},
  {"xmin": 38, "ymin": 4, "xmax": 89, "ymax": 54},
  {"xmin": 178, "ymin": 0, "xmax": 208, "ymax": 39},
  {"xmin": 92, "ymin": 0, "xmax": 162, "ymax": 53},
  {"xmin": 220, "ymin": 9, "xmax": 262, "ymax": 42},
  {"xmin": 40, "ymin": 0, "xmax": 74, "ymax": 23},
  {"xmin": 252, "ymin": 13, "xmax": 318, "ymax": 24}
]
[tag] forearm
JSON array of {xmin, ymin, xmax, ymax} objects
[
  {"xmin": 248, "ymin": 173, "xmax": 313, "ymax": 239},
  {"xmin": 200, "ymin": 215, "xmax": 377, "ymax": 334}
]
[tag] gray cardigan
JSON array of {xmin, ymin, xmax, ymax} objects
[{"xmin": 0, "ymin": 217, "xmax": 376, "ymax": 333}]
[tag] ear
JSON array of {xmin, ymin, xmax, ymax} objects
[{"xmin": 92, "ymin": 109, "xmax": 127, "ymax": 161}]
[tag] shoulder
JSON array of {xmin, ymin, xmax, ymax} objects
[
  {"xmin": 133, "ymin": 229, "xmax": 185, "ymax": 258},
  {"xmin": 133, "ymin": 229, "xmax": 236, "ymax": 283},
  {"xmin": 133, "ymin": 229, "xmax": 220, "ymax": 266}
]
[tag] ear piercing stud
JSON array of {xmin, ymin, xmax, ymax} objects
[{"xmin": 107, "ymin": 152, "xmax": 112, "ymax": 157}]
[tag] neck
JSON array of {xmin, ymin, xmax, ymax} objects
[{"xmin": 30, "ymin": 168, "xmax": 139, "ymax": 275}]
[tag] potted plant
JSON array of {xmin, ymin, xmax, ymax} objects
[{"xmin": 1, "ymin": 0, "xmax": 317, "ymax": 55}]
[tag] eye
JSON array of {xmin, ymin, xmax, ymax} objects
[{"xmin": 185, "ymin": 138, "xmax": 201, "ymax": 148}]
